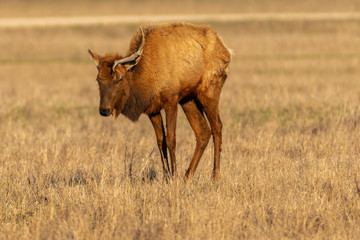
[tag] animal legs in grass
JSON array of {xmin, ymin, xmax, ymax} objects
[
  {"xmin": 181, "ymin": 100, "xmax": 211, "ymax": 179},
  {"xmin": 149, "ymin": 113, "xmax": 171, "ymax": 179}
]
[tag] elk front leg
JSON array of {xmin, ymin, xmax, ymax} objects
[
  {"xmin": 149, "ymin": 112, "xmax": 171, "ymax": 179},
  {"xmin": 164, "ymin": 102, "xmax": 178, "ymax": 177}
]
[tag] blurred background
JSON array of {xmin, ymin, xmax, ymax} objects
[{"xmin": 1, "ymin": 0, "xmax": 360, "ymax": 17}]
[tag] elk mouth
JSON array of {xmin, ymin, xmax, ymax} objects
[{"xmin": 113, "ymin": 108, "xmax": 121, "ymax": 120}]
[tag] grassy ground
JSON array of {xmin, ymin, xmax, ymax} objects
[{"xmin": 1, "ymin": 19, "xmax": 360, "ymax": 239}]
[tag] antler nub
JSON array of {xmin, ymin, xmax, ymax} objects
[{"xmin": 112, "ymin": 28, "xmax": 145, "ymax": 72}]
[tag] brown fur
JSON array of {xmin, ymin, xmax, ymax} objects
[{"xmin": 89, "ymin": 22, "xmax": 231, "ymax": 181}]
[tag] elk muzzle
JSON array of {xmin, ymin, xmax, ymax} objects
[{"xmin": 99, "ymin": 108, "xmax": 111, "ymax": 117}]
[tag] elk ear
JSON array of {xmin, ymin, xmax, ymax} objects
[
  {"xmin": 112, "ymin": 27, "xmax": 145, "ymax": 72},
  {"xmin": 88, "ymin": 49, "xmax": 100, "ymax": 67}
]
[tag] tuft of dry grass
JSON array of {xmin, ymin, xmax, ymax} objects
[{"xmin": 1, "ymin": 19, "xmax": 360, "ymax": 239}]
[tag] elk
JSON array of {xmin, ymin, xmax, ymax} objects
[{"xmin": 88, "ymin": 22, "xmax": 231, "ymax": 181}]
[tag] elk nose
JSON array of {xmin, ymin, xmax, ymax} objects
[{"xmin": 99, "ymin": 108, "xmax": 111, "ymax": 117}]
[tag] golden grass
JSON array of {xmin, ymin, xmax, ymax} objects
[{"xmin": 1, "ymin": 20, "xmax": 360, "ymax": 239}]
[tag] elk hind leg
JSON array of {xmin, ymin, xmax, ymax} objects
[
  {"xmin": 181, "ymin": 100, "xmax": 211, "ymax": 179},
  {"xmin": 199, "ymin": 75, "xmax": 227, "ymax": 181}
]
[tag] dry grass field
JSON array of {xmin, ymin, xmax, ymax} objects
[{"xmin": 1, "ymin": 1, "xmax": 360, "ymax": 239}]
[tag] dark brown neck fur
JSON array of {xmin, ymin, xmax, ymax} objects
[{"xmin": 120, "ymin": 71, "xmax": 154, "ymax": 122}]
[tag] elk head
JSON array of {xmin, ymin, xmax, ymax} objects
[{"xmin": 88, "ymin": 28, "xmax": 145, "ymax": 118}]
